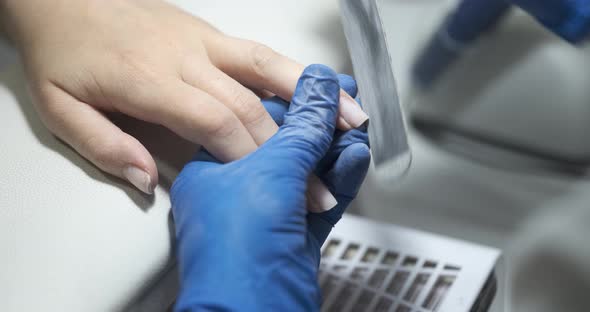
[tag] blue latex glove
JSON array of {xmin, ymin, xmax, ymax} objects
[{"xmin": 171, "ymin": 64, "xmax": 370, "ymax": 312}]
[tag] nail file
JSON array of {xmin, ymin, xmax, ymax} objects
[{"xmin": 340, "ymin": 0, "xmax": 411, "ymax": 181}]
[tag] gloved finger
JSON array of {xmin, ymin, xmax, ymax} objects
[
  {"xmin": 179, "ymin": 90, "xmax": 336, "ymax": 212},
  {"xmin": 316, "ymin": 78, "xmax": 369, "ymax": 177},
  {"xmin": 261, "ymin": 75, "xmax": 358, "ymax": 127},
  {"xmin": 181, "ymin": 62, "xmax": 279, "ymax": 144},
  {"xmin": 337, "ymin": 74, "xmax": 358, "ymax": 98},
  {"xmin": 260, "ymin": 73, "xmax": 369, "ymax": 208},
  {"xmin": 264, "ymin": 64, "xmax": 340, "ymax": 175},
  {"xmin": 38, "ymin": 84, "xmax": 158, "ymax": 194},
  {"xmin": 261, "ymin": 96, "xmax": 289, "ymax": 126},
  {"xmin": 325, "ymin": 143, "xmax": 371, "ymax": 207},
  {"xmin": 307, "ymin": 142, "xmax": 371, "ymax": 246},
  {"xmin": 207, "ymin": 37, "xmax": 368, "ymax": 130},
  {"xmin": 316, "ymin": 128, "xmax": 369, "ymax": 177},
  {"xmin": 253, "ymin": 73, "xmax": 361, "ymax": 214}
]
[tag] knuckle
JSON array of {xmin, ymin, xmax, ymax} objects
[
  {"xmin": 248, "ymin": 43, "xmax": 278, "ymax": 78},
  {"xmin": 115, "ymin": 51, "xmax": 163, "ymax": 91},
  {"xmin": 34, "ymin": 88, "xmax": 69, "ymax": 134},
  {"xmin": 203, "ymin": 110, "xmax": 240, "ymax": 139},
  {"xmin": 230, "ymin": 91, "xmax": 267, "ymax": 126},
  {"xmin": 36, "ymin": 85, "xmax": 62, "ymax": 115}
]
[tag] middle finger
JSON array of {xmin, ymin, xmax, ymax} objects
[{"xmin": 181, "ymin": 62, "xmax": 279, "ymax": 145}]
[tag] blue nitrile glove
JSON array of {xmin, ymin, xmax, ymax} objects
[
  {"xmin": 414, "ymin": 0, "xmax": 590, "ymax": 87},
  {"xmin": 171, "ymin": 65, "xmax": 370, "ymax": 312},
  {"xmin": 513, "ymin": 0, "xmax": 590, "ymax": 43},
  {"xmin": 263, "ymin": 73, "xmax": 369, "ymax": 259}
]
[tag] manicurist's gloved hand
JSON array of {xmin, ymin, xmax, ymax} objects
[{"xmin": 171, "ymin": 65, "xmax": 370, "ymax": 312}]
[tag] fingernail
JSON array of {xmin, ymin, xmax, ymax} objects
[
  {"xmin": 358, "ymin": 119, "xmax": 370, "ymax": 132},
  {"xmin": 339, "ymin": 92, "xmax": 369, "ymax": 128},
  {"xmin": 308, "ymin": 175, "xmax": 338, "ymax": 212},
  {"xmin": 123, "ymin": 166, "xmax": 154, "ymax": 194},
  {"xmin": 337, "ymin": 116, "xmax": 353, "ymax": 130}
]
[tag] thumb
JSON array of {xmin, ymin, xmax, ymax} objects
[
  {"xmin": 37, "ymin": 85, "xmax": 158, "ymax": 194},
  {"xmin": 266, "ymin": 64, "xmax": 340, "ymax": 173}
]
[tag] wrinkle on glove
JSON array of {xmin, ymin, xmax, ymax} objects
[
  {"xmin": 513, "ymin": 0, "xmax": 590, "ymax": 43},
  {"xmin": 171, "ymin": 65, "xmax": 370, "ymax": 312},
  {"xmin": 262, "ymin": 73, "xmax": 371, "ymax": 264}
]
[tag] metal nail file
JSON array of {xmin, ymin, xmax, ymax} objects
[{"xmin": 340, "ymin": 0, "xmax": 411, "ymax": 180}]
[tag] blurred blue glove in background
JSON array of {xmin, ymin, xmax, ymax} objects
[
  {"xmin": 171, "ymin": 64, "xmax": 370, "ymax": 312},
  {"xmin": 514, "ymin": 0, "xmax": 590, "ymax": 43},
  {"xmin": 414, "ymin": 0, "xmax": 590, "ymax": 87},
  {"xmin": 443, "ymin": 0, "xmax": 590, "ymax": 44}
]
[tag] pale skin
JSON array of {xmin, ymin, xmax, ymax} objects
[{"xmin": 0, "ymin": 0, "xmax": 368, "ymax": 210}]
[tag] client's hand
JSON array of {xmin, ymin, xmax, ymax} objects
[
  {"xmin": 0, "ymin": 0, "xmax": 368, "ymax": 196},
  {"xmin": 171, "ymin": 65, "xmax": 370, "ymax": 311}
]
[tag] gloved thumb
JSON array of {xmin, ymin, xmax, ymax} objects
[{"xmin": 265, "ymin": 64, "xmax": 340, "ymax": 174}]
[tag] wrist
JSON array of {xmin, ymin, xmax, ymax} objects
[
  {"xmin": 0, "ymin": 0, "xmax": 98, "ymax": 50},
  {"xmin": 0, "ymin": 0, "xmax": 54, "ymax": 47}
]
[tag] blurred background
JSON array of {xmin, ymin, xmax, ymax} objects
[{"xmin": 353, "ymin": 0, "xmax": 590, "ymax": 311}]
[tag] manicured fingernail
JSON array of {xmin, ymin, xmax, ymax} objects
[
  {"xmin": 337, "ymin": 116, "xmax": 353, "ymax": 130},
  {"xmin": 123, "ymin": 166, "xmax": 154, "ymax": 194},
  {"xmin": 339, "ymin": 91, "xmax": 369, "ymax": 128},
  {"xmin": 309, "ymin": 175, "xmax": 338, "ymax": 212}
]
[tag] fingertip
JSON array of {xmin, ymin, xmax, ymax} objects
[
  {"xmin": 39, "ymin": 84, "xmax": 160, "ymax": 195},
  {"xmin": 352, "ymin": 142, "xmax": 371, "ymax": 156},
  {"xmin": 290, "ymin": 64, "xmax": 340, "ymax": 115},
  {"xmin": 329, "ymin": 142, "xmax": 371, "ymax": 193},
  {"xmin": 121, "ymin": 140, "xmax": 159, "ymax": 194},
  {"xmin": 337, "ymin": 74, "xmax": 358, "ymax": 98},
  {"xmin": 303, "ymin": 64, "xmax": 339, "ymax": 80},
  {"xmin": 349, "ymin": 143, "xmax": 372, "ymax": 167},
  {"xmin": 123, "ymin": 166, "xmax": 156, "ymax": 194},
  {"xmin": 270, "ymin": 64, "xmax": 342, "ymax": 179}
]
